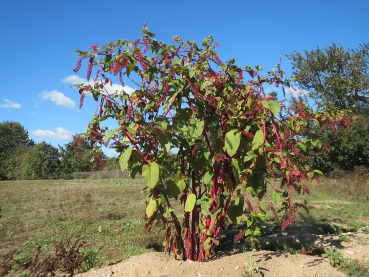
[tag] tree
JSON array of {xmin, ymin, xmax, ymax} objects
[
  {"xmin": 287, "ymin": 44, "xmax": 369, "ymax": 171},
  {"xmin": 21, "ymin": 141, "xmax": 60, "ymax": 180},
  {"xmin": 0, "ymin": 121, "xmax": 34, "ymax": 179},
  {"xmin": 3, "ymin": 146, "xmax": 31, "ymax": 180},
  {"xmin": 59, "ymin": 135, "xmax": 105, "ymax": 174},
  {"xmin": 286, "ymin": 43, "xmax": 369, "ymax": 113},
  {"xmin": 73, "ymin": 25, "xmax": 351, "ymax": 261}
]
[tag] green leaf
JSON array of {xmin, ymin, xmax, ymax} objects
[
  {"xmin": 297, "ymin": 142, "xmax": 306, "ymax": 152},
  {"xmin": 119, "ymin": 147, "xmax": 132, "ymax": 172},
  {"xmin": 202, "ymin": 172, "xmax": 213, "ymax": 185},
  {"xmin": 273, "ymin": 191, "xmax": 280, "ymax": 206},
  {"xmin": 189, "ymin": 119, "xmax": 204, "ymax": 139},
  {"xmin": 244, "ymin": 151, "xmax": 257, "ymax": 162},
  {"xmin": 146, "ymin": 198, "xmax": 157, "ymax": 219},
  {"xmin": 252, "ymin": 130, "xmax": 264, "ymax": 150},
  {"xmin": 126, "ymin": 62, "xmax": 136, "ymax": 77},
  {"xmin": 225, "ymin": 129, "xmax": 241, "ymax": 157},
  {"xmin": 104, "ymin": 127, "xmax": 120, "ymax": 143},
  {"xmin": 200, "ymin": 81, "xmax": 207, "ymax": 91},
  {"xmin": 262, "ymin": 100, "xmax": 281, "ymax": 115},
  {"xmin": 185, "ymin": 193, "xmax": 196, "ymax": 212},
  {"xmin": 189, "ymin": 69, "xmax": 196, "ymax": 78},
  {"xmin": 142, "ymin": 162, "xmax": 160, "ymax": 188},
  {"xmin": 165, "ymin": 179, "xmax": 186, "ymax": 198},
  {"xmin": 227, "ymin": 197, "xmax": 244, "ymax": 225},
  {"xmin": 204, "ymin": 237, "xmax": 212, "ymax": 250},
  {"xmin": 313, "ymin": 169, "xmax": 323, "ymax": 175}
]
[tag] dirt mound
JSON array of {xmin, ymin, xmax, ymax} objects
[
  {"xmin": 76, "ymin": 229, "xmax": 369, "ymax": 277},
  {"xmin": 75, "ymin": 250, "xmax": 344, "ymax": 277}
]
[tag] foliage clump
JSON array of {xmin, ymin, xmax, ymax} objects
[
  {"xmin": 74, "ymin": 25, "xmax": 351, "ymax": 261},
  {"xmin": 287, "ymin": 43, "xmax": 369, "ymax": 172}
]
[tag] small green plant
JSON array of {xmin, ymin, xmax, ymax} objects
[
  {"xmin": 345, "ymin": 221, "xmax": 367, "ymax": 232},
  {"xmin": 322, "ymin": 248, "xmax": 346, "ymax": 267},
  {"xmin": 364, "ymin": 228, "xmax": 369, "ymax": 234},
  {"xmin": 339, "ymin": 235, "xmax": 351, "ymax": 243},
  {"xmin": 317, "ymin": 223, "xmax": 342, "ymax": 235},
  {"xmin": 240, "ymin": 249, "xmax": 265, "ymax": 277},
  {"xmin": 81, "ymin": 249, "xmax": 102, "ymax": 272}
]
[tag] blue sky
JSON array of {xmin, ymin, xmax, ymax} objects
[{"xmin": 1, "ymin": 0, "xmax": 368, "ymax": 157}]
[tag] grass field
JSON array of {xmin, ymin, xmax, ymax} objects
[{"xmin": 0, "ymin": 171, "xmax": 368, "ymax": 276}]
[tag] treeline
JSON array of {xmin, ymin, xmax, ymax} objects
[{"xmin": 0, "ymin": 121, "xmax": 119, "ymax": 180}]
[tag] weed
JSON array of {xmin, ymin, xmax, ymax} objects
[
  {"xmin": 322, "ymin": 248, "xmax": 346, "ymax": 267},
  {"xmin": 344, "ymin": 221, "xmax": 367, "ymax": 232},
  {"xmin": 317, "ymin": 223, "xmax": 342, "ymax": 235},
  {"xmin": 339, "ymin": 235, "xmax": 351, "ymax": 243},
  {"xmin": 364, "ymin": 228, "xmax": 369, "ymax": 234},
  {"xmin": 240, "ymin": 250, "xmax": 265, "ymax": 277},
  {"xmin": 29, "ymin": 239, "xmax": 83, "ymax": 277},
  {"xmin": 80, "ymin": 249, "xmax": 102, "ymax": 272},
  {"xmin": 341, "ymin": 259, "xmax": 369, "ymax": 277}
]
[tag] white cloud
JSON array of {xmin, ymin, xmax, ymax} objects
[
  {"xmin": 0, "ymin": 99, "xmax": 21, "ymax": 108},
  {"xmin": 62, "ymin": 74, "xmax": 135, "ymax": 95},
  {"xmin": 61, "ymin": 75, "xmax": 88, "ymax": 85},
  {"xmin": 285, "ymin": 87, "xmax": 309, "ymax": 97},
  {"xmin": 39, "ymin": 90, "xmax": 76, "ymax": 109},
  {"xmin": 31, "ymin": 127, "xmax": 75, "ymax": 140}
]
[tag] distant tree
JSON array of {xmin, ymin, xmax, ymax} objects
[
  {"xmin": 59, "ymin": 136, "xmax": 106, "ymax": 174},
  {"xmin": 3, "ymin": 146, "xmax": 31, "ymax": 179},
  {"xmin": 306, "ymin": 118, "xmax": 369, "ymax": 172},
  {"xmin": 286, "ymin": 43, "xmax": 369, "ymax": 113},
  {"xmin": 0, "ymin": 121, "xmax": 34, "ymax": 179},
  {"xmin": 21, "ymin": 141, "xmax": 60, "ymax": 180},
  {"xmin": 104, "ymin": 157, "xmax": 119, "ymax": 170},
  {"xmin": 287, "ymin": 44, "xmax": 369, "ymax": 172}
]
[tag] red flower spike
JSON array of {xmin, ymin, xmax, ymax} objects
[{"xmin": 73, "ymin": 59, "xmax": 82, "ymax": 73}]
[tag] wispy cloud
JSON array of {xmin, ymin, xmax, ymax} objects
[
  {"xmin": 39, "ymin": 90, "xmax": 76, "ymax": 109},
  {"xmin": 0, "ymin": 99, "xmax": 21, "ymax": 108},
  {"xmin": 62, "ymin": 75, "xmax": 88, "ymax": 85},
  {"xmin": 62, "ymin": 74, "xmax": 135, "ymax": 95},
  {"xmin": 285, "ymin": 87, "xmax": 309, "ymax": 97},
  {"xmin": 31, "ymin": 127, "xmax": 75, "ymax": 140}
]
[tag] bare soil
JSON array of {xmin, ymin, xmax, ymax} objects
[{"xmin": 76, "ymin": 228, "xmax": 369, "ymax": 277}]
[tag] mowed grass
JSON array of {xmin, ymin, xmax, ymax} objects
[
  {"xmin": 0, "ymin": 178, "xmax": 164, "ymax": 276},
  {"xmin": 0, "ymin": 172, "xmax": 369, "ymax": 276}
]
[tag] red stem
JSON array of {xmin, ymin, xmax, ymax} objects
[
  {"xmin": 203, "ymin": 129, "xmax": 215, "ymax": 158},
  {"xmin": 123, "ymin": 128, "xmax": 149, "ymax": 164}
]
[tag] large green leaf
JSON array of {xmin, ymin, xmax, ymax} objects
[
  {"xmin": 227, "ymin": 197, "xmax": 244, "ymax": 225},
  {"xmin": 142, "ymin": 162, "xmax": 160, "ymax": 188},
  {"xmin": 225, "ymin": 129, "xmax": 241, "ymax": 157},
  {"xmin": 185, "ymin": 193, "xmax": 196, "ymax": 212},
  {"xmin": 119, "ymin": 147, "xmax": 132, "ymax": 172},
  {"xmin": 146, "ymin": 198, "xmax": 157, "ymax": 219},
  {"xmin": 165, "ymin": 179, "xmax": 186, "ymax": 198},
  {"xmin": 262, "ymin": 100, "xmax": 281, "ymax": 115},
  {"xmin": 297, "ymin": 142, "xmax": 306, "ymax": 152},
  {"xmin": 251, "ymin": 130, "xmax": 264, "ymax": 150},
  {"xmin": 189, "ymin": 119, "xmax": 204, "ymax": 139},
  {"xmin": 104, "ymin": 127, "xmax": 120, "ymax": 143}
]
